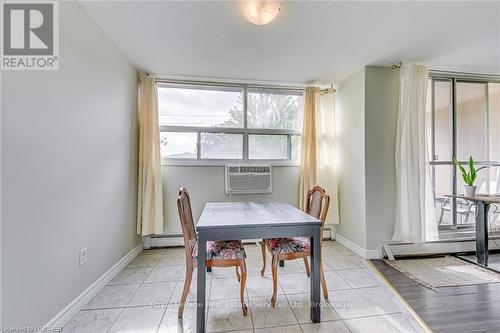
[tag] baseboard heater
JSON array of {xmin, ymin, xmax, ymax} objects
[
  {"xmin": 147, "ymin": 228, "xmax": 334, "ymax": 248},
  {"xmin": 381, "ymin": 238, "xmax": 500, "ymax": 260}
]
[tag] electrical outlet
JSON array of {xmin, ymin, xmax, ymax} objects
[{"xmin": 79, "ymin": 248, "xmax": 88, "ymax": 267}]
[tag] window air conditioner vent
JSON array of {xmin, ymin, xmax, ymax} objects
[{"xmin": 225, "ymin": 165, "xmax": 272, "ymax": 194}]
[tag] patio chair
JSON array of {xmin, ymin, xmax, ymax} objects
[{"xmin": 438, "ymin": 197, "xmax": 474, "ymax": 225}]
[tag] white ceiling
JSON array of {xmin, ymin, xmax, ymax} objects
[{"xmin": 79, "ymin": 1, "xmax": 500, "ymax": 84}]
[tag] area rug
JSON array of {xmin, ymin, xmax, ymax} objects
[{"xmin": 384, "ymin": 256, "xmax": 500, "ymax": 290}]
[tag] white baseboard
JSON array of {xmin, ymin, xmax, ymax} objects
[
  {"xmin": 335, "ymin": 234, "xmax": 381, "ymax": 259},
  {"xmin": 45, "ymin": 243, "xmax": 143, "ymax": 329}
]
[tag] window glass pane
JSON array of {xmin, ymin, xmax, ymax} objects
[
  {"xmin": 158, "ymin": 84, "xmax": 244, "ymax": 128},
  {"xmin": 247, "ymin": 89, "xmax": 304, "ymax": 130},
  {"xmin": 432, "ymin": 80, "xmax": 452, "ymax": 161},
  {"xmin": 249, "ymin": 135, "xmax": 287, "ymax": 159},
  {"xmin": 456, "ymin": 82, "xmax": 487, "ymax": 161},
  {"xmin": 488, "ymin": 83, "xmax": 500, "ymax": 198},
  {"xmin": 431, "ymin": 165, "xmax": 454, "ymax": 226},
  {"xmin": 455, "ymin": 165, "xmax": 480, "ymax": 226},
  {"xmin": 160, "ymin": 132, "xmax": 197, "ymax": 158},
  {"xmin": 200, "ymin": 133, "xmax": 242, "ymax": 159},
  {"xmin": 291, "ymin": 135, "xmax": 301, "ymax": 161}
]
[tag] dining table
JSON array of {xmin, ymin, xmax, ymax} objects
[
  {"xmin": 195, "ymin": 201, "xmax": 323, "ymax": 333},
  {"xmin": 446, "ymin": 194, "xmax": 500, "ymax": 266}
]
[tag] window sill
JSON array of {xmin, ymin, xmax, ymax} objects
[{"xmin": 161, "ymin": 159, "xmax": 300, "ymax": 167}]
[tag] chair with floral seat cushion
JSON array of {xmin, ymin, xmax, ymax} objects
[
  {"xmin": 177, "ymin": 187, "xmax": 248, "ymax": 318},
  {"xmin": 192, "ymin": 240, "xmax": 246, "ymax": 260},
  {"xmin": 266, "ymin": 237, "xmax": 311, "ymax": 255},
  {"xmin": 260, "ymin": 186, "xmax": 330, "ymax": 306}
]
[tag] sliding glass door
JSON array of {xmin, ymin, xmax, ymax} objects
[{"xmin": 427, "ymin": 76, "xmax": 500, "ymax": 233}]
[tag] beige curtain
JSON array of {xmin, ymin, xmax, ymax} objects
[
  {"xmin": 299, "ymin": 87, "xmax": 318, "ymax": 210},
  {"xmin": 299, "ymin": 87, "xmax": 339, "ymax": 225},
  {"xmin": 137, "ymin": 74, "xmax": 164, "ymax": 236}
]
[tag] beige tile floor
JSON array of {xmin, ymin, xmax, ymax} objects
[{"xmin": 63, "ymin": 241, "xmax": 426, "ymax": 333}]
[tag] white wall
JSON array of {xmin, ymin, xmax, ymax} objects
[
  {"xmin": 1, "ymin": 2, "xmax": 139, "ymax": 326},
  {"xmin": 335, "ymin": 66, "xmax": 399, "ymax": 254},
  {"xmin": 364, "ymin": 67, "xmax": 399, "ymax": 250},
  {"xmin": 335, "ymin": 68, "xmax": 367, "ymax": 249},
  {"xmin": 162, "ymin": 166, "xmax": 300, "ymax": 235}
]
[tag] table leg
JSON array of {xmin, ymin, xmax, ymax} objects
[
  {"xmin": 279, "ymin": 260, "xmax": 285, "ymax": 267},
  {"xmin": 310, "ymin": 227, "xmax": 321, "ymax": 323},
  {"xmin": 475, "ymin": 202, "xmax": 489, "ymax": 266},
  {"xmin": 197, "ymin": 233, "xmax": 207, "ymax": 333}
]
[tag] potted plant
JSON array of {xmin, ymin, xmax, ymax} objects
[{"xmin": 453, "ymin": 156, "xmax": 477, "ymax": 197}]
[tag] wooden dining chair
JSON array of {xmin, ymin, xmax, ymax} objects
[
  {"xmin": 176, "ymin": 187, "xmax": 248, "ymax": 318},
  {"xmin": 260, "ymin": 186, "xmax": 330, "ymax": 306}
]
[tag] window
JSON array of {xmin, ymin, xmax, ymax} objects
[
  {"xmin": 160, "ymin": 132, "xmax": 197, "ymax": 159},
  {"xmin": 158, "ymin": 84, "xmax": 244, "ymax": 128},
  {"xmin": 248, "ymin": 134, "xmax": 288, "ymax": 159},
  {"xmin": 426, "ymin": 76, "xmax": 500, "ymax": 231},
  {"xmin": 157, "ymin": 82, "xmax": 303, "ymax": 163},
  {"xmin": 247, "ymin": 88, "xmax": 303, "ymax": 130},
  {"xmin": 200, "ymin": 133, "xmax": 243, "ymax": 159}
]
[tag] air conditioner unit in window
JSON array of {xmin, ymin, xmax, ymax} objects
[{"xmin": 225, "ymin": 165, "xmax": 272, "ymax": 194}]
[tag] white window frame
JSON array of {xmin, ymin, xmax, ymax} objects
[{"xmin": 157, "ymin": 80, "xmax": 303, "ymax": 166}]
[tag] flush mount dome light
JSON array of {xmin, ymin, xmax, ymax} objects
[{"xmin": 241, "ymin": 0, "xmax": 281, "ymax": 25}]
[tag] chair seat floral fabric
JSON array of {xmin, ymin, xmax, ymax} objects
[
  {"xmin": 192, "ymin": 240, "xmax": 246, "ymax": 260},
  {"xmin": 265, "ymin": 237, "xmax": 311, "ymax": 255}
]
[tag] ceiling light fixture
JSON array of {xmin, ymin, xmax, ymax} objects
[{"xmin": 241, "ymin": 0, "xmax": 281, "ymax": 26}]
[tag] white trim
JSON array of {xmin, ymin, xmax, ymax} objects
[
  {"xmin": 365, "ymin": 249, "xmax": 381, "ymax": 259},
  {"xmin": 335, "ymin": 234, "xmax": 381, "ymax": 259},
  {"xmin": 45, "ymin": 243, "xmax": 143, "ymax": 329},
  {"xmin": 162, "ymin": 159, "xmax": 300, "ymax": 167}
]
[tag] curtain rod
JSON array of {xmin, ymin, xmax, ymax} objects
[
  {"xmin": 428, "ymin": 70, "xmax": 500, "ymax": 82},
  {"xmin": 314, "ymin": 85, "xmax": 336, "ymax": 95},
  {"xmin": 391, "ymin": 63, "xmax": 500, "ymax": 81},
  {"xmin": 154, "ymin": 78, "xmax": 306, "ymax": 91},
  {"xmin": 154, "ymin": 77, "xmax": 337, "ymax": 94},
  {"xmin": 392, "ymin": 62, "xmax": 402, "ymax": 69},
  {"xmin": 154, "ymin": 74, "xmax": 308, "ymax": 90},
  {"xmin": 148, "ymin": 72, "xmax": 339, "ymax": 93}
]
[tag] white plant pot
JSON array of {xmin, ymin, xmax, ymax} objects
[{"xmin": 464, "ymin": 185, "xmax": 477, "ymax": 197}]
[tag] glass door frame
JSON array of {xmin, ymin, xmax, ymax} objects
[{"xmin": 429, "ymin": 72, "xmax": 500, "ymax": 231}]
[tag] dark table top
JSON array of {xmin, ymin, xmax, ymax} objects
[
  {"xmin": 197, "ymin": 201, "xmax": 321, "ymax": 229},
  {"xmin": 446, "ymin": 194, "xmax": 500, "ymax": 204}
]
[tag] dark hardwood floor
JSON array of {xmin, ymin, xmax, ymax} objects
[{"xmin": 370, "ymin": 259, "xmax": 500, "ymax": 333}]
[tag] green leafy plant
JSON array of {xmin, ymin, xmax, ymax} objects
[{"xmin": 453, "ymin": 156, "xmax": 477, "ymax": 186}]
